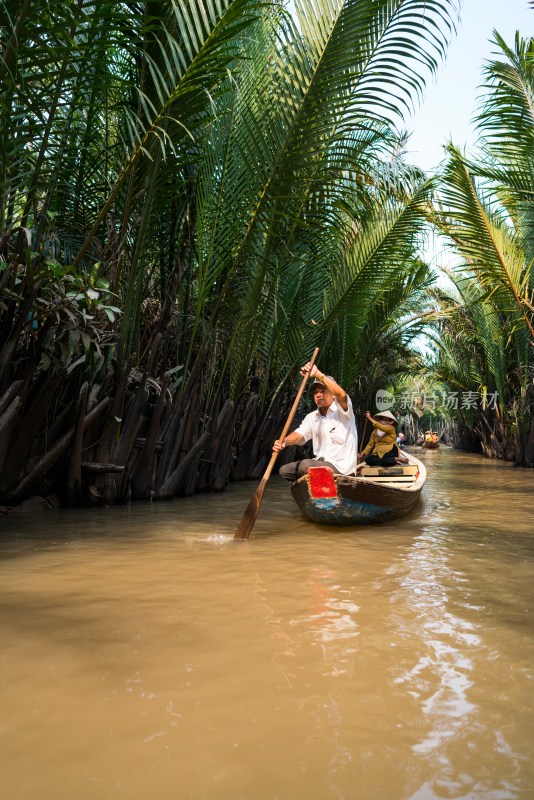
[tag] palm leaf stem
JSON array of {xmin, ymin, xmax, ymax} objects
[
  {"xmin": 0, "ymin": 0, "xmax": 32, "ymax": 85},
  {"xmin": 19, "ymin": 1, "xmax": 85, "ymax": 236}
]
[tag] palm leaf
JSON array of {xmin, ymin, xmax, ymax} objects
[{"xmin": 435, "ymin": 144, "xmax": 534, "ymax": 338}]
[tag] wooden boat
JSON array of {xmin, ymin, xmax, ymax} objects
[
  {"xmin": 290, "ymin": 452, "xmax": 426, "ymax": 526},
  {"xmin": 422, "ymin": 440, "xmax": 440, "ymax": 450}
]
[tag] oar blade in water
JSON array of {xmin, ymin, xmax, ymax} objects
[{"xmin": 234, "ymin": 478, "xmax": 267, "ymax": 540}]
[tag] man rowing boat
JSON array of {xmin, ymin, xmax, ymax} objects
[{"xmin": 273, "ymin": 362, "xmax": 358, "ymax": 481}]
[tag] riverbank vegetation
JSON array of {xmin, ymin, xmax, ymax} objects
[
  {"xmin": 0, "ymin": 1, "xmax": 533, "ymax": 510},
  {"xmin": 426, "ymin": 32, "xmax": 534, "ymax": 464}
]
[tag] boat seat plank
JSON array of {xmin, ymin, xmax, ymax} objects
[
  {"xmin": 361, "ymin": 475, "xmax": 417, "ymax": 483},
  {"xmin": 360, "ymin": 465, "xmax": 418, "ymax": 476}
]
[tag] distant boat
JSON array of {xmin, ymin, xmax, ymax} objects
[
  {"xmin": 422, "ymin": 440, "xmax": 440, "ymax": 450},
  {"xmin": 290, "ymin": 452, "xmax": 426, "ymax": 526}
]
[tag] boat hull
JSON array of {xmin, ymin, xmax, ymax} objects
[{"xmin": 290, "ymin": 455, "xmax": 426, "ymax": 526}]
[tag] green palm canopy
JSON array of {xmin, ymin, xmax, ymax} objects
[{"xmin": 0, "ymin": 0, "xmax": 461, "ymax": 503}]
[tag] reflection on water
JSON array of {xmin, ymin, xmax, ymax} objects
[{"xmin": 1, "ymin": 449, "xmax": 534, "ymax": 799}]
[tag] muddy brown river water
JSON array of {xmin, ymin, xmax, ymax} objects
[{"xmin": 1, "ymin": 448, "xmax": 533, "ymax": 799}]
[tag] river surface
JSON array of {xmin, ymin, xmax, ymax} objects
[{"xmin": 1, "ymin": 448, "xmax": 534, "ymax": 800}]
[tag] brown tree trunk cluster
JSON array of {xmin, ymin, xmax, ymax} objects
[{"xmin": 0, "ymin": 343, "xmax": 293, "ymax": 511}]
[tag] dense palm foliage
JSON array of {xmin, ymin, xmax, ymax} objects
[
  {"xmin": 428, "ymin": 32, "xmax": 534, "ymax": 464},
  {"xmin": 0, "ymin": 0, "xmax": 459, "ymax": 506}
]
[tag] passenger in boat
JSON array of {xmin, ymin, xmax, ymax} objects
[
  {"xmin": 355, "ymin": 409, "xmax": 400, "ymax": 470},
  {"xmin": 273, "ymin": 363, "xmax": 358, "ymax": 482}
]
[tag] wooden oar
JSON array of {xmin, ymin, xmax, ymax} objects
[
  {"xmin": 357, "ymin": 416, "xmax": 368, "ymax": 465},
  {"xmin": 234, "ymin": 347, "xmax": 319, "ymax": 541}
]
